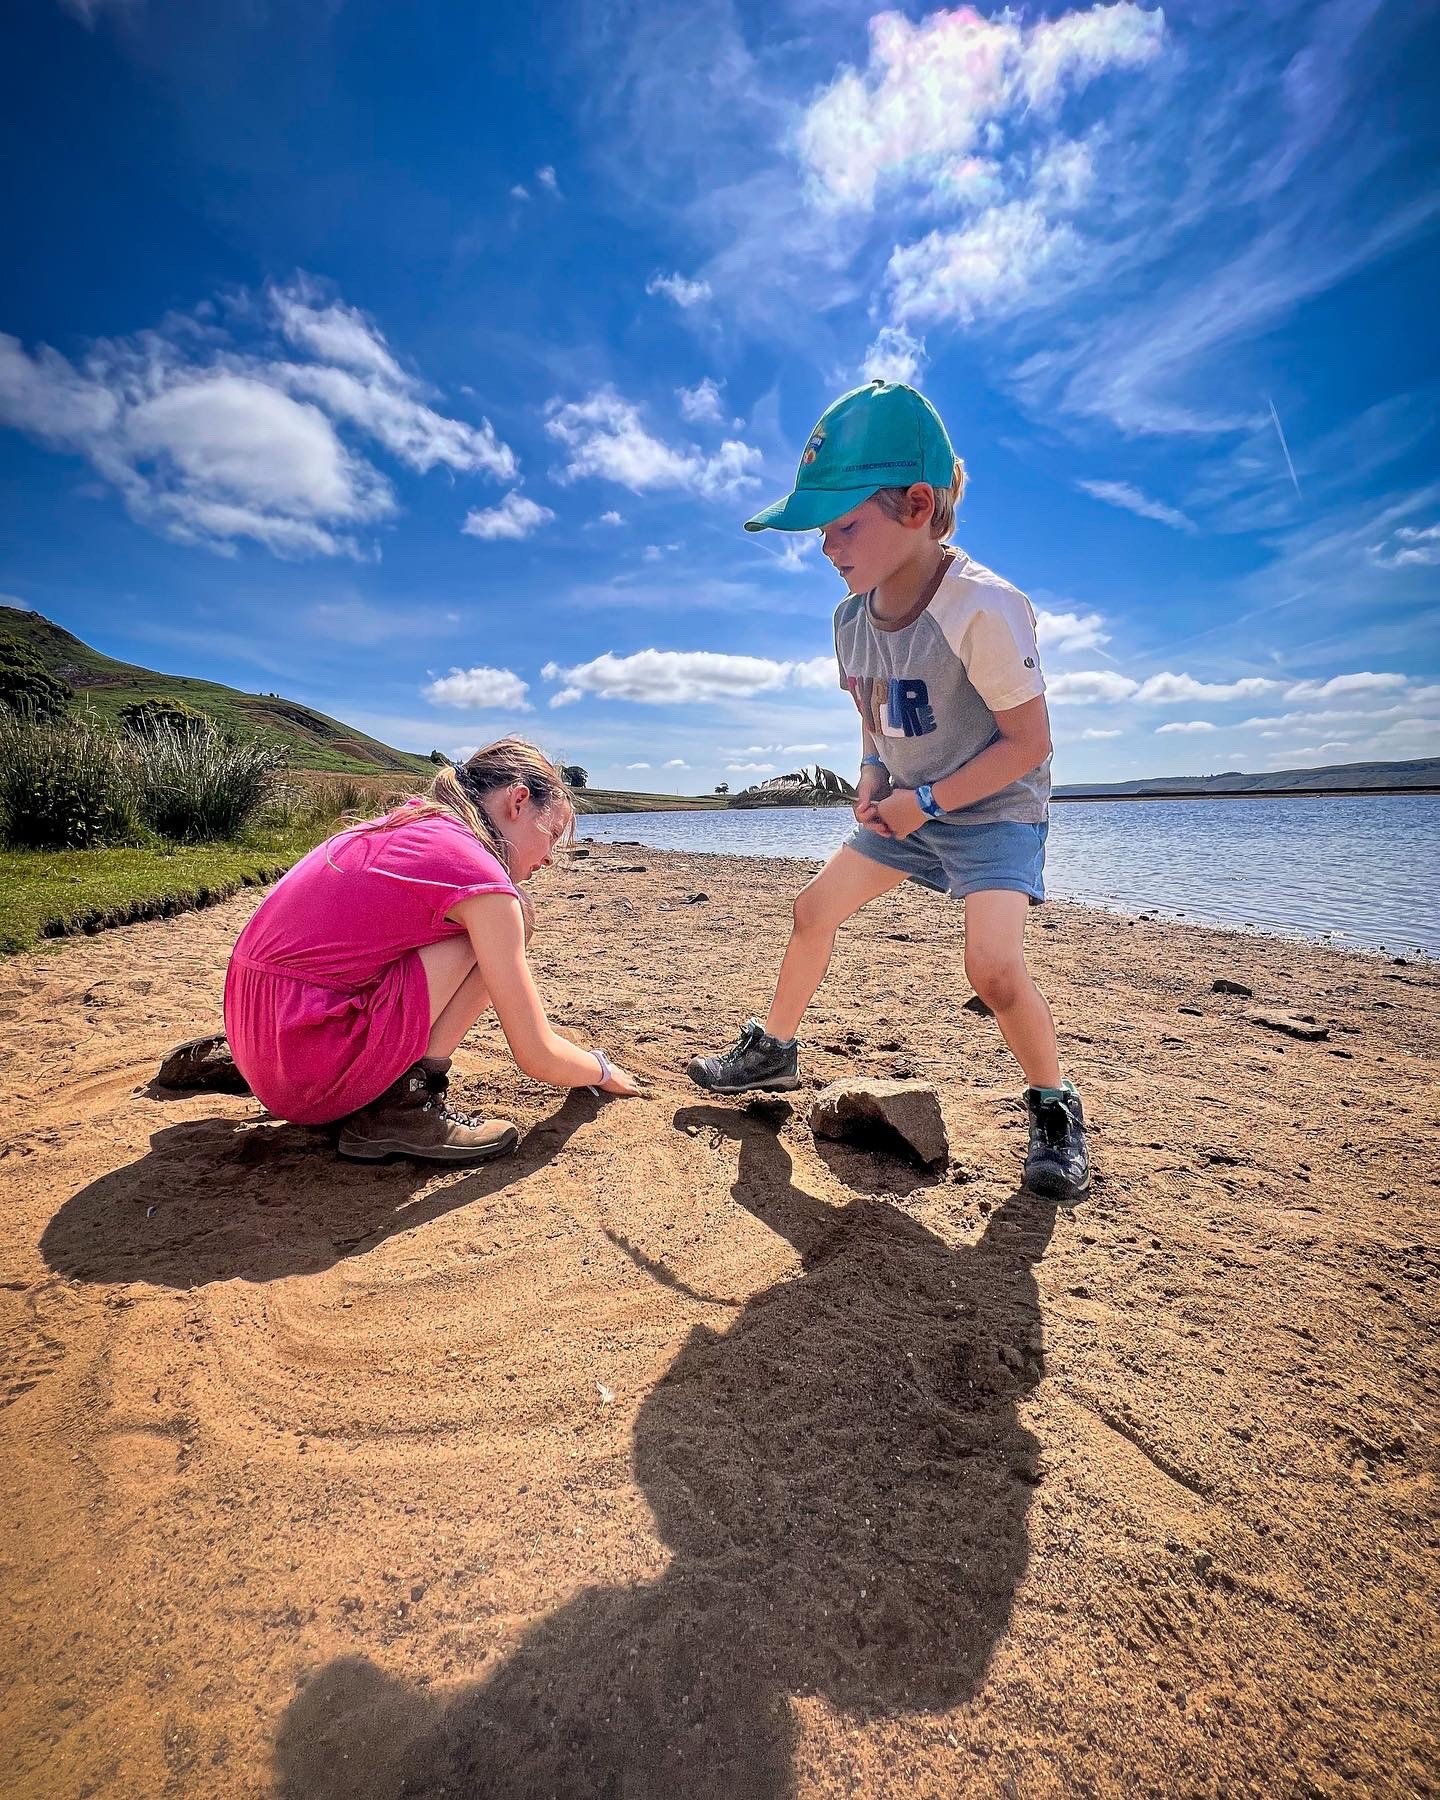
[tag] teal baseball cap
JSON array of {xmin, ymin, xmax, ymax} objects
[{"xmin": 744, "ymin": 379, "xmax": 956, "ymax": 533}]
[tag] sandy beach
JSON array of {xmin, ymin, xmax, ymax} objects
[{"xmin": 1, "ymin": 845, "xmax": 1435, "ymax": 1799}]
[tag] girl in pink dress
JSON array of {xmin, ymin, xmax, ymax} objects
[{"xmin": 224, "ymin": 738, "xmax": 638, "ymax": 1164}]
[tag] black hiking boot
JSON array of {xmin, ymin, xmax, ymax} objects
[
  {"xmin": 1022, "ymin": 1083, "xmax": 1091, "ymax": 1201},
  {"xmin": 686, "ymin": 1019, "xmax": 801, "ymax": 1095}
]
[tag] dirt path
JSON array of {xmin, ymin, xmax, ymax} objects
[{"xmin": 1, "ymin": 849, "xmax": 1435, "ymax": 1797}]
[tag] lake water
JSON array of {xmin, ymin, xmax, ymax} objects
[{"xmin": 578, "ymin": 794, "xmax": 1439, "ymax": 957}]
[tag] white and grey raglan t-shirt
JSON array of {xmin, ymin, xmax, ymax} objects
[{"xmin": 833, "ymin": 549, "xmax": 1051, "ymax": 825}]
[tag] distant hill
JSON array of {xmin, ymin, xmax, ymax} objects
[
  {"xmin": 1055, "ymin": 757, "xmax": 1439, "ymax": 799},
  {"xmin": 2, "ymin": 609, "xmax": 432, "ymax": 778}
]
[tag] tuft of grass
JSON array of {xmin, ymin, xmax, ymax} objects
[
  {"xmin": 135, "ymin": 717, "xmax": 286, "ymax": 842},
  {"xmin": 0, "ymin": 711, "xmax": 144, "ymax": 849}
]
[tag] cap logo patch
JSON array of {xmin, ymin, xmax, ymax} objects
[{"xmin": 800, "ymin": 424, "xmax": 826, "ymax": 466}]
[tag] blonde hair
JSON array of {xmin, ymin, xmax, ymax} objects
[
  {"xmin": 371, "ymin": 736, "xmax": 575, "ymax": 874},
  {"xmin": 872, "ymin": 456, "xmax": 968, "ymax": 541}
]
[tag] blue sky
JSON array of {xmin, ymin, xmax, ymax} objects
[{"xmin": 1, "ymin": 0, "xmax": 1437, "ymax": 791}]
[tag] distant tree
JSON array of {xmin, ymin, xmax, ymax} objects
[
  {"xmin": 429, "ymin": 749, "xmax": 453, "ymax": 766},
  {"xmin": 714, "ymin": 781, "xmax": 729, "ymax": 794},
  {"xmin": 0, "ymin": 645, "xmax": 71, "ymax": 722},
  {"xmin": 119, "ymin": 696, "xmax": 205, "ymax": 735},
  {"xmin": 561, "ymin": 764, "xmax": 588, "ymax": 789}
]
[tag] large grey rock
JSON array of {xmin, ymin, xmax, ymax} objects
[{"xmin": 810, "ymin": 1078, "xmax": 949, "ymax": 1167}]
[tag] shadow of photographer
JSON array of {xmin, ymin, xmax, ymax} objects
[
  {"xmin": 40, "ymin": 1089, "xmax": 601, "ymax": 1289},
  {"xmin": 274, "ymin": 1104, "xmax": 1059, "ymax": 1798}
]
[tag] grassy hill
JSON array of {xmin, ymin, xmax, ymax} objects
[{"xmin": 2, "ymin": 609, "xmax": 433, "ymax": 779}]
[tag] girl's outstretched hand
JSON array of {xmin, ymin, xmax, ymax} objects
[{"xmin": 597, "ymin": 1060, "xmax": 642, "ymax": 1097}]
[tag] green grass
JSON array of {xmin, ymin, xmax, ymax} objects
[{"xmin": 0, "ymin": 826, "xmax": 331, "ymax": 955}]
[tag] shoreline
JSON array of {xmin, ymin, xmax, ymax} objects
[{"xmin": 570, "ymin": 838, "xmax": 1435, "ymax": 963}]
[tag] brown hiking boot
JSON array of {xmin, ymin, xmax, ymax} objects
[{"xmin": 336, "ymin": 1058, "xmax": 519, "ymax": 1165}]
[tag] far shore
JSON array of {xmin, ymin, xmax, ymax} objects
[{"xmin": 581, "ymin": 783, "xmax": 1437, "ymax": 813}]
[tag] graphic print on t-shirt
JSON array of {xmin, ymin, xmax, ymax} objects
[{"xmin": 846, "ymin": 674, "xmax": 937, "ymax": 739}]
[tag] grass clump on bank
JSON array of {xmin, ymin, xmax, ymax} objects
[{"xmin": 0, "ymin": 710, "xmax": 401, "ymax": 953}]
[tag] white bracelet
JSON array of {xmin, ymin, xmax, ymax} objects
[{"xmin": 589, "ymin": 1048, "xmax": 614, "ymax": 1088}]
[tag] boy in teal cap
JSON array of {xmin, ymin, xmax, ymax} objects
[{"xmin": 688, "ymin": 380, "xmax": 1089, "ymax": 1200}]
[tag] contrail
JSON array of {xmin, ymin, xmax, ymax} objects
[{"xmin": 1266, "ymin": 395, "xmax": 1302, "ymax": 498}]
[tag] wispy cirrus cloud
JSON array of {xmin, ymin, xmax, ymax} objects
[{"xmin": 1076, "ymin": 478, "xmax": 1196, "ymax": 533}]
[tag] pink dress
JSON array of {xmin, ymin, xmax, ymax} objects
[{"xmin": 224, "ymin": 809, "xmax": 519, "ymax": 1125}]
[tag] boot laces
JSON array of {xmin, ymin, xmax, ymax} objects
[
  {"xmin": 420, "ymin": 1067, "xmax": 479, "ymax": 1127},
  {"xmin": 717, "ymin": 1020, "xmax": 763, "ymax": 1071},
  {"xmin": 1035, "ymin": 1095, "xmax": 1074, "ymax": 1148}
]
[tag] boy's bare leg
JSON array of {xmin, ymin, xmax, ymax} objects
[
  {"xmin": 961, "ymin": 889, "xmax": 1062, "ymax": 1089},
  {"xmin": 764, "ymin": 846, "xmax": 908, "ymax": 1042}
]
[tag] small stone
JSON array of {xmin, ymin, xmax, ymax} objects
[
  {"xmin": 810, "ymin": 1078, "xmax": 949, "ymax": 1167},
  {"xmin": 1249, "ymin": 1012, "xmax": 1329, "ymax": 1042},
  {"xmin": 962, "ymin": 993, "xmax": 993, "ymax": 1018},
  {"xmin": 1212, "ymin": 979, "xmax": 1253, "ymax": 997}
]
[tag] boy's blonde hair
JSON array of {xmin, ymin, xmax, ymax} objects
[
  {"xmin": 872, "ymin": 456, "xmax": 968, "ymax": 541},
  {"xmin": 375, "ymin": 736, "xmax": 574, "ymax": 873}
]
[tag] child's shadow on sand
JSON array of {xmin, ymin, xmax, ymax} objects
[
  {"xmin": 273, "ymin": 1106, "xmax": 1059, "ymax": 1799},
  {"xmin": 39, "ymin": 1092, "xmax": 601, "ymax": 1289}
]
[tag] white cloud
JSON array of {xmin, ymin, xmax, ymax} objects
[
  {"xmin": 1081, "ymin": 727, "xmax": 1122, "ymax": 739},
  {"xmin": 727, "ymin": 762, "xmax": 776, "ymax": 773},
  {"xmin": 782, "ymin": 742, "xmax": 830, "ymax": 754},
  {"xmin": 1047, "ymin": 670, "xmax": 1140, "ymax": 705},
  {"xmin": 0, "ymin": 276, "xmax": 516, "ymax": 559},
  {"xmin": 1282, "ymin": 672, "xmax": 1407, "ymax": 702},
  {"xmin": 537, "ymin": 165, "xmax": 560, "ymax": 195},
  {"xmin": 887, "ymin": 196, "xmax": 1084, "ymax": 326},
  {"xmin": 641, "ymin": 543, "xmax": 681, "ymax": 562},
  {"xmin": 596, "ymin": 510, "xmax": 624, "ymax": 526},
  {"xmin": 677, "ymin": 377, "xmax": 725, "ymax": 423},
  {"xmin": 797, "ymin": 6, "xmax": 1163, "ymax": 212},
  {"xmin": 1155, "ymin": 720, "xmax": 1218, "ymax": 734},
  {"xmin": 545, "ymin": 388, "xmax": 762, "ymax": 500},
  {"xmin": 0, "ymin": 593, "xmax": 35, "ymax": 610},
  {"xmin": 1135, "ymin": 672, "xmax": 1281, "ymax": 703},
  {"xmin": 861, "ymin": 326, "xmax": 927, "ymax": 385},
  {"xmin": 541, "ymin": 648, "xmax": 835, "ymax": 706},
  {"xmin": 626, "ymin": 761, "xmax": 651, "ymax": 770},
  {"xmin": 771, "ymin": 535, "xmax": 817, "ymax": 573},
  {"xmin": 510, "ymin": 183, "xmax": 530, "ymax": 202},
  {"xmin": 663, "ymin": 758, "xmax": 690, "ymax": 768},
  {"xmin": 424, "ymin": 666, "xmax": 531, "ymax": 711},
  {"xmin": 268, "ymin": 278, "xmax": 406, "ymax": 382},
  {"xmin": 1369, "ymin": 522, "xmax": 1440, "ymax": 569},
  {"xmin": 1035, "ymin": 608, "xmax": 1108, "ymax": 652},
  {"xmin": 1076, "ymin": 479, "xmax": 1197, "ymax": 534},
  {"xmin": 646, "ymin": 272, "xmax": 712, "ymax": 308},
  {"xmin": 461, "ymin": 490, "xmax": 556, "ymax": 541}
]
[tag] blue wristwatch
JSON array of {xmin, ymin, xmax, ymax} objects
[{"xmin": 915, "ymin": 782, "xmax": 945, "ymax": 819}]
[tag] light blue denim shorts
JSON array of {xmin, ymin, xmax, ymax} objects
[{"xmin": 846, "ymin": 818, "xmax": 1048, "ymax": 902}]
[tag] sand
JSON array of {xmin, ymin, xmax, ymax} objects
[{"xmin": 0, "ymin": 845, "xmax": 1435, "ymax": 1799}]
